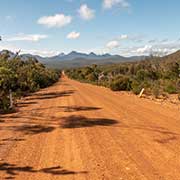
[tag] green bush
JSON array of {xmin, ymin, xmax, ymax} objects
[
  {"xmin": 0, "ymin": 95, "xmax": 10, "ymax": 111},
  {"xmin": 131, "ymin": 80, "xmax": 143, "ymax": 95},
  {"xmin": 164, "ymin": 83, "xmax": 177, "ymax": 94},
  {"xmin": 136, "ymin": 69, "xmax": 149, "ymax": 81},
  {"xmin": 0, "ymin": 52, "xmax": 60, "ymax": 112},
  {"xmin": 110, "ymin": 76, "xmax": 131, "ymax": 91},
  {"xmin": 176, "ymin": 79, "xmax": 180, "ymax": 91},
  {"xmin": 86, "ymin": 73, "xmax": 98, "ymax": 82},
  {"xmin": 152, "ymin": 85, "xmax": 161, "ymax": 98},
  {"xmin": 65, "ymin": 56, "xmax": 180, "ymax": 99}
]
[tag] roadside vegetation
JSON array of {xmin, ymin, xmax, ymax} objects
[
  {"xmin": 65, "ymin": 51, "xmax": 180, "ymax": 100},
  {"xmin": 0, "ymin": 50, "xmax": 60, "ymax": 113}
]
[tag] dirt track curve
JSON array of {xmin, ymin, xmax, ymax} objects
[{"xmin": 0, "ymin": 76, "xmax": 180, "ymax": 180}]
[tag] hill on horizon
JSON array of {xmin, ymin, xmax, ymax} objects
[
  {"xmin": 0, "ymin": 50, "xmax": 147, "ymax": 69},
  {"xmin": 2, "ymin": 49, "xmax": 180, "ymax": 69}
]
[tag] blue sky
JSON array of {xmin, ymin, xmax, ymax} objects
[{"xmin": 0, "ymin": 0, "xmax": 180, "ymax": 57}]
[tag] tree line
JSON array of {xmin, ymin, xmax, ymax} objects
[
  {"xmin": 65, "ymin": 53, "xmax": 180, "ymax": 100},
  {"xmin": 0, "ymin": 51, "xmax": 60, "ymax": 112}
]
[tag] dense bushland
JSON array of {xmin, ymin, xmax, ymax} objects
[
  {"xmin": 65, "ymin": 51, "xmax": 180, "ymax": 99},
  {"xmin": 0, "ymin": 51, "xmax": 60, "ymax": 112}
]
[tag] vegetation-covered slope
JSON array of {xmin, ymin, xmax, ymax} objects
[
  {"xmin": 65, "ymin": 51, "xmax": 180, "ymax": 99},
  {"xmin": 0, "ymin": 51, "xmax": 60, "ymax": 112}
]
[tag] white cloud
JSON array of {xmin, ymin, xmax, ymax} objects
[
  {"xmin": 0, "ymin": 44, "xmax": 59, "ymax": 57},
  {"xmin": 6, "ymin": 34, "xmax": 48, "ymax": 42},
  {"xmin": 114, "ymin": 34, "xmax": 144, "ymax": 43},
  {"xmin": 0, "ymin": 44, "xmax": 19, "ymax": 53},
  {"xmin": 136, "ymin": 45, "xmax": 152, "ymax": 54},
  {"xmin": 102, "ymin": 37, "xmax": 180, "ymax": 57},
  {"xmin": 103, "ymin": 0, "xmax": 130, "ymax": 9},
  {"xmin": 106, "ymin": 40, "xmax": 119, "ymax": 49},
  {"xmin": 5, "ymin": 16, "xmax": 13, "ymax": 21},
  {"xmin": 78, "ymin": 4, "xmax": 95, "ymax": 20},
  {"xmin": 22, "ymin": 49, "xmax": 60, "ymax": 57},
  {"xmin": 37, "ymin": 13, "xmax": 72, "ymax": 28},
  {"xmin": 0, "ymin": 41, "xmax": 59, "ymax": 57},
  {"xmin": 118, "ymin": 34, "xmax": 128, "ymax": 40},
  {"xmin": 129, "ymin": 43, "xmax": 180, "ymax": 56},
  {"xmin": 67, "ymin": 31, "xmax": 80, "ymax": 39}
]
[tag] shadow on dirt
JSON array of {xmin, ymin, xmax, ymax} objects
[
  {"xmin": 26, "ymin": 90, "xmax": 75, "ymax": 101},
  {"xmin": 0, "ymin": 90, "xmax": 75, "ymax": 116},
  {"xmin": 1, "ymin": 138, "xmax": 25, "ymax": 142},
  {"xmin": 60, "ymin": 83, "xmax": 71, "ymax": 86},
  {"xmin": 0, "ymin": 109, "xmax": 16, "ymax": 116},
  {"xmin": 59, "ymin": 106, "xmax": 101, "ymax": 112},
  {"xmin": 0, "ymin": 90, "xmax": 76, "ymax": 117},
  {"xmin": 12, "ymin": 125, "xmax": 55, "ymax": 135},
  {"xmin": 119, "ymin": 125, "xmax": 179, "ymax": 136},
  {"xmin": 61, "ymin": 115, "xmax": 118, "ymax": 129},
  {"xmin": 24, "ymin": 105, "xmax": 101, "ymax": 113},
  {"xmin": 154, "ymin": 136, "xmax": 178, "ymax": 144},
  {"xmin": 118, "ymin": 125, "xmax": 179, "ymax": 144},
  {"xmin": 1, "ymin": 105, "xmax": 102, "ymax": 120},
  {"xmin": 0, "ymin": 162, "xmax": 87, "ymax": 179},
  {"xmin": 0, "ymin": 137, "xmax": 25, "ymax": 147},
  {"xmin": 17, "ymin": 101, "xmax": 38, "ymax": 108}
]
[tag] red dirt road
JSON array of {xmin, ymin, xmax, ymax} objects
[{"xmin": 0, "ymin": 76, "xmax": 180, "ymax": 180}]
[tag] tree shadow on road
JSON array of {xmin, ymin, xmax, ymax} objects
[
  {"xmin": 26, "ymin": 90, "xmax": 75, "ymax": 101},
  {"xmin": 17, "ymin": 101, "xmax": 38, "ymax": 108},
  {"xmin": 21, "ymin": 105, "xmax": 101, "ymax": 113},
  {"xmin": 0, "ymin": 105, "xmax": 102, "ymax": 122},
  {"xmin": 59, "ymin": 106, "xmax": 101, "ymax": 112},
  {"xmin": 61, "ymin": 115, "xmax": 118, "ymax": 129},
  {"xmin": 12, "ymin": 125, "xmax": 56, "ymax": 135},
  {"xmin": 118, "ymin": 124, "xmax": 179, "ymax": 144},
  {"xmin": 0, "ymin": 137, "xmax": 26, "ymax": 147},
  {"xmin": 154, "ymin": 136, "xmax": 178, "ymax": 144},
  {"xmin": 119, "ymin": 124, "xmax": 179, "ymax": 136},
  {"xmin": 1, "ymin": 138, "xmax": 25, "ymax": 142},
  {"xmin": 0, "ymin": 162, "xmax": 87, "ymax": 179},
  {"xmin": 0, "ymin": 90, "xmax": 76, "ymax": 116},
  {"xmin": 0, "ymin": 125, "xmax": 55, "ymax": 147}
]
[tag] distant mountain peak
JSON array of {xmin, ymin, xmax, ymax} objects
[
  {"xmin": 104, "ymin": 53, "xmax": 111, "ymax": 56},
  {"xmin": 89, "ymin": 52, "xmax": 96, "ymax": 55},
  {"xmin": 69, "ymin": 51, "xmax": 79, "ymax": 55},
  {"xmin": 58, "ymin": 53, "xmax": 65, "ymax": 57}
]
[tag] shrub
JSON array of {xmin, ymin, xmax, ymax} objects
[
  {"xmin": 164, "ymin": 83, "xmax": 177, "ymax": 94},
  {"xmin": 176, "ymin": 79, "xmax": 180, "ymax": 91},
  {"xmin": 136, "ymin": 69, "xmax": 149, "ymax": 81},
  {"xmin": 86, "ymin": 73, "xmax": 98, "ymax": 82},
  {"xmin": 0, "ymin": 52, "xmax": 60, "ymax": 112},
  {"xmin": 152, "ymin": 86, "xmax": 160, "ymax": 98},
  {"xmin": 131, "ymin": 80, "xmax": 143, "ymax": 95},
  {"xmin": 110, "ymin": 76, "xmax": 131, "ymax": 91},
  {"xmin": 66, "ymin": 55, "xmax": 180, "ymax": 98},
  {"xmin": 0, "ymin": 95, "xmax": 10, "ymax": 111}
]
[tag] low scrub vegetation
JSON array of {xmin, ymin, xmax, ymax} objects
[
  {"xmin": 0, "ymin": 51, "xmax": 60, "ymax": 112},
  {"xmin": 65, "ymin": 52, "xmax": 180, "ymax": 100}
]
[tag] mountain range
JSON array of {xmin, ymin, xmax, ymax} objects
[{"xmin": 0, "ymin": 50, "xmax": 146, "ymax": 69}]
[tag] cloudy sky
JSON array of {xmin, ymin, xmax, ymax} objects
[{"xmin": 0, "ymin": 0, "xmax": 180, "ymax": 57}]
